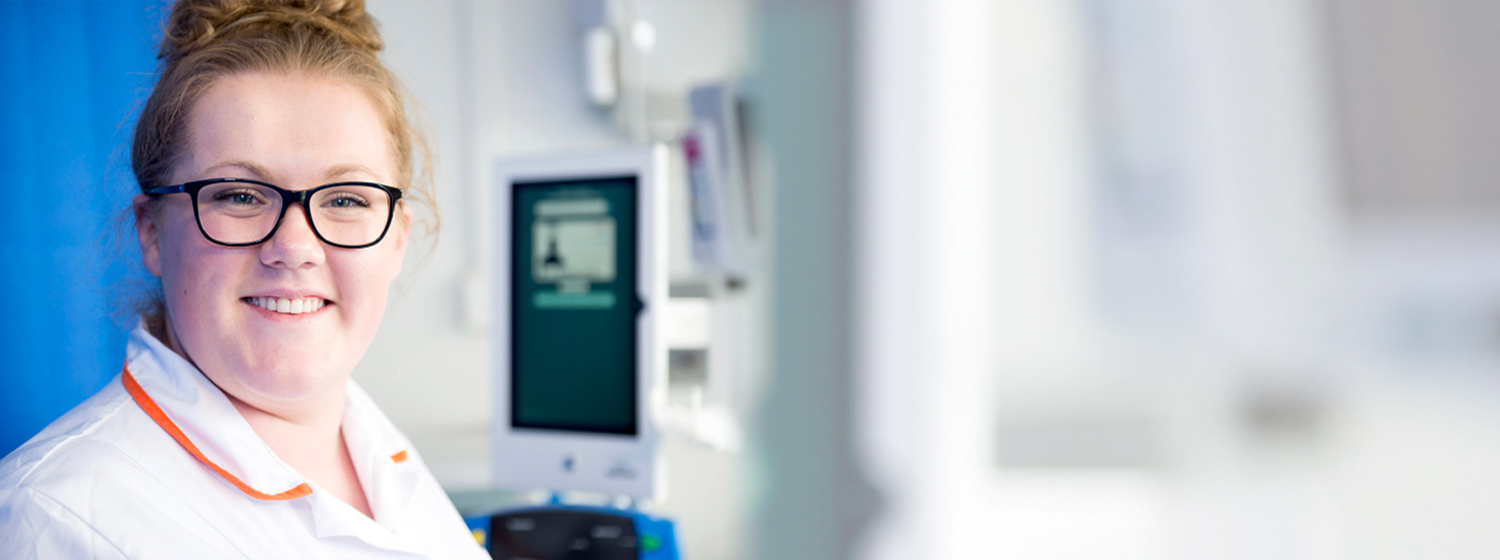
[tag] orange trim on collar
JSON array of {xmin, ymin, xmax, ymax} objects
[
  {"xmin": 391, "ymin": 450, "xmax": 408, "ymax": 464},
  {"xmin": 122, "ymin": 364, "xmax": 313, "ymax": 501}
]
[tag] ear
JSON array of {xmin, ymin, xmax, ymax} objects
[
  {"xmin": 394, "ymin": 201, "xmax": 413, "ymax": 257},
  {"xmin": 133, "ymin": 194, "xmax": 164, "ymax": 277}
]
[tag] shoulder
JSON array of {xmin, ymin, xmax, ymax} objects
[
  {"xmin": 0, "ymin": 381, "xmax": 141, "ymax": 560},
  {"xmin": 0, "ymin": 380, "xmax": 244, "ymax": 559},
  {"xmin": 0, "ymin": 376, "xmax": 171, "ymax": 502},
  {"xmin": 0, "ymin": 378, "xmax": 142, "ymax": 490},
  {"xmin": 0, "ymin": 485, "xmax": 128, "ymax": 560},
  {"xmin": 0, "ymin": 478, "xmax": 236, "ymax": 560},
  {"xmin": 0, "ymin": 373, "xmax": 211, "ymax": 509}
]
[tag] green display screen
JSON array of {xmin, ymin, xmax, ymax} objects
[{"xmin": 512, "ymin": 177, "xmax": 638, "ymax": 435}]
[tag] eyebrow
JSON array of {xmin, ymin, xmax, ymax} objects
[
  {"xmin": 201, "ymin": 160, "xmax": 272, "ymax": 181},
  {"xmin": 197, "ymin": 161, "xmax": 380, "ymax": 184},
  {"xmin": 323, "ymin": 164, "xmax": 379, "ymax": 182}
]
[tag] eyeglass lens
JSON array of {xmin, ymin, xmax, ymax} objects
[{"xmin": 197, "ymin": 182, "xmax": 391, "ymax": 246}]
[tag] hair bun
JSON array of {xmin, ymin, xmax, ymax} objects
[{"xmin": 160, "ymin": 0, "xmax": 382, "ymax": 60}]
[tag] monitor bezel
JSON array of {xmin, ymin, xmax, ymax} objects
[{"xmin": 492, "ymin": 145, "xmax": 667, "ymax": 500}]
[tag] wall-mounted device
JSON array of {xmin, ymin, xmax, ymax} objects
[
  {"xmin": 492, "ymin": 145, "xmax": 669, "ymax": 501},
  {"xmin": 686, "ymin": 82, "xmax": 758, "ymax": 279},
  {"xmin": 584, "ymin": 27, "xmax": 619, "ymax": 107}
]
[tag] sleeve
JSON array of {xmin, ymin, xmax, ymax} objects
[{"xmin": 0, "ymin": 487, "xmax": 128, "ymax": 560}]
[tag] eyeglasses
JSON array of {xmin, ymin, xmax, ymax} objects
[{"xmin": 147, "ymin": 178, "xmax": 404, "ymax": 249}]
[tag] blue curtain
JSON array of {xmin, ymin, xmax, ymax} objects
[{"xmin": 0, "ymin": 2, "xmax": 165, "ymax": 457}]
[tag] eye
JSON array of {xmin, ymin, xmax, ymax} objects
[
  {"xmin": 326, "ymin": 193, "xmax": 371, "ymax": 208},
  {"xmin": 213, "ymin": 188, "xmax": 268, "ymax": 206}
]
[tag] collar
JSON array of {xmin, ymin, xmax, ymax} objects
[
  {"xmin": 121, "ymin": 323, "xmax": 415, "ymax": 522},
  {"xmin": 123, "ymin": 323, "xmax": 312, "ymax": 500},
  {"xmin": 338, "ymin": 378, "xmax": 425, "ymax": 531}
]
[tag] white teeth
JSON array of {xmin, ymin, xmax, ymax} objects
[{"xmin": 249, "ymin": 296, "xmax": 325, "ymax": 315}]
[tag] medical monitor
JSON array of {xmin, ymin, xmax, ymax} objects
[{"xmin": 493, "ymin": 146, "xmax": 666, "ymax": 500}]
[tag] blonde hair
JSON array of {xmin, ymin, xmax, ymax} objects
[
  {"xmin": 131, "ymin": 0, "xmax": 434, "ymax": 331},
  {"xmin": 135, "ymin": 0, "xmax": 432, "ymax": 196}
]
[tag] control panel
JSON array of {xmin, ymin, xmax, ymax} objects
[{"xmin": 466, "ymin": 505, "xmax": 680, "ymax": 560}]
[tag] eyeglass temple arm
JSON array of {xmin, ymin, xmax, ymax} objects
[{"xmin": 146, "ymin": 184, "xmax": 188, "ymax": 195}]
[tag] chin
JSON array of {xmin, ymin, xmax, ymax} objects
[{"xmin": 234, "ymin": 354, "xmax": 348, "ymax": 403}]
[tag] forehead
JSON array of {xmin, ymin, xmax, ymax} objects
[{"xmin": 180, "ymin": 72, "xmax": 394, "ymax": 184}]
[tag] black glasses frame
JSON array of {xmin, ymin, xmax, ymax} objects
[{"xmin": 147, "ymin": 178, "xmax": 404, "ymax": 249}]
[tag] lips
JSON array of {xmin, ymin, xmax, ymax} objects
[{"xmin": 244, "ymin": 296, "xmax": 329, "ymax": 315}]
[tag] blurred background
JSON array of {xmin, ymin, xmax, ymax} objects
[{"xmin": 6, "ymin": 0, "xmax": 1500, "ymax": 558}]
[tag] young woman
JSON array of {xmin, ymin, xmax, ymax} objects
[{"xmin": 0, "ymin": 1, "xmax": 487, "ymax": 557}]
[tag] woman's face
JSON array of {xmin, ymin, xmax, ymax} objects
[{"xmin": 136, "ymin": 72, "xmax": 409, "ymax": 416}]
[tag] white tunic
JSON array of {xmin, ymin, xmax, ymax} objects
[{"xmin": 0, "ymin": 325, "xmax": 489, "ymax": 559}]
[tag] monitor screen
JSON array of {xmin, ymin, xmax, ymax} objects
[{"xmin": 510, "ymin": 176, "xmax": 638, "ymax": 435}]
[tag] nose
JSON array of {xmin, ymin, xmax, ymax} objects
[{"xmin": 259, "ymin": 203, "xmax": 326, "ymax": 269}]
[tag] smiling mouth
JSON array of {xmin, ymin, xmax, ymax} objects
[{"xmin": 244, "ymin": 296, "xmax": 330, "ymax": 315}]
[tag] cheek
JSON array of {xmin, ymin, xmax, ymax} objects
[
  {"xmin": 372, "ymin": 233, "xmax": 408, "ymax": 285},
  {"xmin": 157, "ymin": 216, "xmax": 237, "ymax": 317},
  {"xmin": 333, "ymin": 248, "xmax": 403, "ymax": 317},
  {"xmin": 157, "ymin": 216, "xmax": 201, "ymax": 292}
]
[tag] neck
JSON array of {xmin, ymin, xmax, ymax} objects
[{"xmin": 226, "ymin": 390, "xmax": 347, "ymax": 468}]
